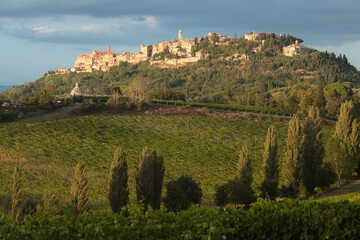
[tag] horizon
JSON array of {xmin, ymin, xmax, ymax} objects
[{"xmin": 1, "ymin": 0, "xmax": 360, "ymax": 85}]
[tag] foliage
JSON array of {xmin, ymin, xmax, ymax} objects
[
  {"xmin": 36, "ymin": 191, "xmax": 58, "ymax": 216},
  {"xmin": 72, "ymin": 163, "xmax": 89, "ymax": 215},
  {"xmin": 215, "ymin": 179, "xmax": 255, "ymax": 206},
  {"xmin": 135, "ymin": 147, "xmax": 165, "ymax": 210},
  {"xmin": 236, "ymin": 145, "xmax": 253, "ymax": 188},
  {"xmin": 164, "ymin": 182, "xmax": 189, "ymax": 212},
  {"xmin": 3, "ymin": 195, "xmax": 360, "ymax": 239},
  {"xmin": 3, "ymin": 42, "xmax": 359, "ymax": 119},
  {"xmin": 301, "ymin": 107, "xmax": 324, "ymax": 197},
  {"xmin": 335, "ymin": 100, "xmax": 354, "ymax": 140},
  {"xmin": 164, "ymin": 175, "xmax": 202, "ymax": 212},
  {"xmin": 282, "ymin": 115, "xmax": 301, "ymax": 198},
  {"xmin": 10, "ymin": 167, "xmax": 22, "ymax": 220},
  {"xmin": 260, "ymin": 126, "xmax": 279, "ymax": 200},
  {"xmin": 108, "ymin": 147, "xmax": 129, "ymax": 213},
  {"xmin": 0, "ymin": 114, "xmax": 329, "ymax": 208}
]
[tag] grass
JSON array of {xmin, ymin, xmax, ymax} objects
[
  {"xmin": 0, "ymin": 113, "xmax": 334, "ymax": 210},
  {"xmin": 12, "ymin": 105, "xmax": 81, "ymax": 124}
]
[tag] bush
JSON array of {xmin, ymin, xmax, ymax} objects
[
  {"xmin": 215, "ymin": 179, "xmax": 255, "ymax": 206},
  {"xmin": 164, "ymin": 175, "xmax": 202, "ymax": 212},
  {"xmin": 318, "ymin": 161, "xmax": 337, "ymax": 188},
  {"xmin": 163, "ymin": 181, "xmax": 189, "ymax": 212}
]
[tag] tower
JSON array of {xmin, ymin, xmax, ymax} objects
[
  {"xmin": 108, "ymin": 46, "xmax": 111, "ymax": 52},
  {"xmin": 178, "ymin": 29, "xmax": 183, "ymax": 41}
]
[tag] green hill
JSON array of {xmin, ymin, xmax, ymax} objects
[
  {"xmin": 0, "ymin": 114, "xmax": 334, "ymax": 210},
  {"xmin": 3, "ymin": 34, "xmax": 359, "ymax": 112}
]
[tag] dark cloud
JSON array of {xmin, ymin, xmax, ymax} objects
[{"xmin": 1, "ymin": 0, "xmax": 359, "ymax": 45}]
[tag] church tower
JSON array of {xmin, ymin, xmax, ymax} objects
[{"xmin": 178, "ymin": 29, "xmax": 183, "ymax": 41}]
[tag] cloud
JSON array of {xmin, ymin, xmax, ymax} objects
[
  {"xmin": 0, "ymin": 0, "xmax": 359, "ymax": 47},
  {"xmin": 1, "ymin": 15, "xmax": 160, "ymax": 45}
]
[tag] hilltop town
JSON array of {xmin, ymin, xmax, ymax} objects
[{"xmin": 50, "ymin": 31, "xmax": 316, "ymax": 75}]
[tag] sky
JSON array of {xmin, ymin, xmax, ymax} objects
[{"xmin": 0, "ymin": 0, "xmax": 359, "ymax": 86}]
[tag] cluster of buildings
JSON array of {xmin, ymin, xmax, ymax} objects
[{"xmin": 50, "ymin": 31, "xmax": 316, "ymax": 75}]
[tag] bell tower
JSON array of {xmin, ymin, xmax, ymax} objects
[{"xmin": 178, "ymin": 29, "xmax": 183, "ymax": 41}]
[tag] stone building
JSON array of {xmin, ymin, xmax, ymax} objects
[
  {"xmin": 244, "ymin": 32, "xmax": 261, "ymax": 41},
  {"xmin": 283, "ymin": 41, "xmax": 316, "ymax": 57},
  {"xmin": 70, "ymin": 83, "xmax": 82, "ymax": 95}
]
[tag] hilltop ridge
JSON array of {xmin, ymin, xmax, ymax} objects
[{"xmin": 49, "ymin": 31, "xmax": 316, "ymax": 75}]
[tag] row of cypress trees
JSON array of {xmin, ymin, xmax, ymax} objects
[
  {"xmin": 216, "ymin": 106, "xmax": 335, "ymax": 206},
  {"xmin": 8, "ymin": 146, "xmax": 165, "ymax": 219}
]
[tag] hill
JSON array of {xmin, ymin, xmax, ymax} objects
[
  {"xmin": 2, "ymin": 33, "xmax": 359, "ymax": 120},
  {"xmin": 0, "ymin": 114, "xmax": 335, "ymax": 210}
]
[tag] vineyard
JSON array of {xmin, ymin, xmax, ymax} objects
[
  {"xmin": 0, "ymin": 194, "xmax": 359, "ymax": 239},
  {"xmin": 0, "ymin": 114, "xmax": 333, "ymax": 210}
]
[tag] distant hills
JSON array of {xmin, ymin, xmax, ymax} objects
[{"xmin": 1, "ymin": 32, "xmax": 359, "ymax": 118}]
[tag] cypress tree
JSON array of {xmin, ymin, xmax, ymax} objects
[
  {"xmin": 236, "ymin": 144, "xmax": 253, "ymax": 190},
  {"xmin": 282, "ymin": 115, "xmax": 301, "ymax": 198},
  {"xmin": 108, "ymin": 147, "xmax": 129, "ymax": 213},
  {"xmin": 301, "ymin": 107, "xmax": 324, "ymax": 197},
  {"xmin": 350, "ymin": 120, "xmax": 360, "ymax": 175},
  {"xmin": 260, "ymin": 125, "xmax": 279, "ymax": 200},
  {"xmin": 335, "ymin": 100, "xmax": 353, "ymax": 140},
  {"xmin": 71, "ymin": 162, "xmax": 89, "ymax": 215},
  {"xmin": 236, "ymin": 144, "xmax": 255, "ymax": 205},
  {"xmin": 136, "ymin": 147, "xmax": 165, "ymax": 210},
  {"xmin": 314, "ymin": 81, "xmax": 326, "ymax": 111},
  {"xmin": 10, "ymin": 167, "xmax": 22, "ymax": 220}
]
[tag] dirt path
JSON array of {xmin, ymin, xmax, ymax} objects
[
  {"xmin": 316, "ymin": 180, "xmax": 360, "ymax": 199},
  {"xmin": 12, "ymin": 104, "xmax": 82, "ymax": 123}
]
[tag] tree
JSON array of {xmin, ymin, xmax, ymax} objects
[
  {"xmin": 314, "ymin": 81, "xmax": 326, "ymax": 111},
  {"xmin": 126, "ymin": 78, "xmax": 151, "ymax": 105},
  {"xmin": 301, "ymin": 107, "xmax": 324, "ymax": 197},
  {"xmin": 335, "ymin": 100, "xmax": 354, "ymax": 140},
  {"xmin": 260, "ymin": 126, "xmax": 279, "ymax": 200},
  {"xmin": 350, "ymin": 120, "xmax": 360, "ymax": 175},
  {"xmin": 164, "ymin": 175, "xmax": 202, "ymax": 212},
  {"xmin": 214, "ymin": 179, "xmax": 255, "ymax": 207},
  {"xmin": 325, "ymin": 138, "xmax": 353, "ymax": 186},
  {"xmin": 108, "ymin": 147, "xmax": 129, "ymax": 213},
  {"xmin": 282, "ymin": 115, "xmax": 301, "ymax": 198},
  {"xmin": 10, "ymin": 167, "xmax": 22, "ymax": 220},
  {"xmin": 36, "ymin": 191, "xmax": 58, "ymax": 216},
  {"xmin": 71, "ymin": 163, "xmax": 89, "ymax": 215},
  {"xmin": 236, "ymin": 145, "xmax": 252, "ymax": 188},
  {"xmin": 135, "ymin": 147, "xmax": 165, "ymax": 210},
  {"xmin": 164, "ymin": 181, "xmax": 188, "ymax": 212}
]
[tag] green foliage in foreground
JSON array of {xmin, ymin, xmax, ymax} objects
[
  {"xmin": 0, "ymin": 196, "xmax": 360, "ymax": 239},
  {"xmin": 0, "ymin": 114, "xmax": 333, "ymax": 209}
]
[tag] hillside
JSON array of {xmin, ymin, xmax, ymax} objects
[
  {"xmin": 3, "ymin": 33, "xmax": 359, "ymax": 120},
  {"xmin": 0, "ymin": 114, "xmax": 335, "ymax": 210}
]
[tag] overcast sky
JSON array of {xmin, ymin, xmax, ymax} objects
[{"xmin": 0, "ymin": 0, "xmax": 359, "ymax": 85}]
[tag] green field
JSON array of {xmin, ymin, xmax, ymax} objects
[{"xmin": 0, "ymin": 114, "xmax": 333, "ymax": 209}]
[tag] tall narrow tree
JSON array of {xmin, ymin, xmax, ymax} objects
[
  {"xmin": 236, "ymin": 144, "xmax": 255, "ymax": 205},
  {"xmin": 301, "ymin": 107, "xmax": 324, "ymax": 197},
  {"xmin": 350, "ymin": 120, "xmax": 360, "ymax": 175},
  {"xmin": 260, "ymin": 126, "xmax": 279, "ymax": 200},
  {"xmin": 236, "ymin": 144, "xmax": 253, "ymax": 189},
  {"xmin": 136, "ymin": 147, "xmax": 165, "ymax": 210},
  {"xmin": 335, "ymin": 100, "xmax": 354, "ymax": 140},
  {"xmin": 71, "ymin": 163, "xmax": 89, "ymax": 215},
  {"xmin": 10, "ymin": 167, "xmax": 22, "ymax": 220},
  {"xmin": 282, "ymin": 115, "xmax": 301, "ymax": 198},
  {"xmin": 314, "ymin": 81, "xmax": 326, "ymax": 111},
  {"xmin": 108, "ymin": 147, "xmax": 129, "ymax": 213}
]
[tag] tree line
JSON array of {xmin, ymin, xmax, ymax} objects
[
  {"xmin": 6, "ymin": 101, "xmax": 360, "ymax": 218},
  {"xmin": 215, "ymin": 101, "xmax": 360, "ymax": 206},
  {"xmin": 7, "ymin": 146, "xmax": 202, "ymax": 220}
]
